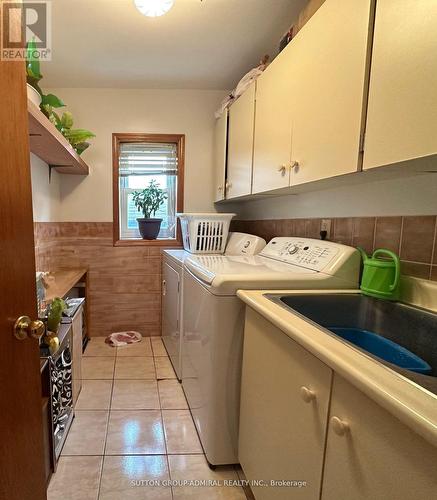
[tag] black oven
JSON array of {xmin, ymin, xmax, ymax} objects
[{"xmin": 41, "ymin": 323, "xmax": 74, "ymax": 462}]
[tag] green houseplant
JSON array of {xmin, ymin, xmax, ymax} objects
[
  {"xmin": 25, "ymin": 40, "xmax": 95, "ymax": 155},
  {"xmin": 44, "ymin": 297, "xmax": 66, "ymax": 354},
  {"xmin": 132, "ymin": 180, "xmax": 168, "ymax": 240}
]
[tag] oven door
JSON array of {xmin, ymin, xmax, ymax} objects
[{"xmin": 50, "ymin": 324, "xmax": 74, "ymax": 460}]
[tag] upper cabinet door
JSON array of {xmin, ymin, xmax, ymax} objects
[
  {"xmin": 252, "ymin": 46, "xmax": 295, "ymax": 194},
  {"xmin": 213, "ymin": 110, "xmax": 227, "ymax": 202},
  {"xmin": 226, "ymin": 83, "xmax": 256, "ymax": 199},
  {"xmin": 291, "ymin": 0, "xmax": 372, "ymax": 186},
  {"xmin": 363, "ymin": 0, "xmax": 437, "ymax": 170}
]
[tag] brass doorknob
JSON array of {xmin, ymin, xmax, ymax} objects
[{"xmin": 14, "ymin": 316, "xmax": 45, "ymax": 340}]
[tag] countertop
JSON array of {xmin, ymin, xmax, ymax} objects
[
  {"xmin": 237, "ymin": 289, "xmax": 437, "ymax": 448},
  {"xmin": 44, "ymin": 268, "xmax": 87, "ymax": 302}
]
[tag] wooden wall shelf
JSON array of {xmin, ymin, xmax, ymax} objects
[{"xmin": 28, "ymin": 100, "xmax": 89, "ymax": 175}]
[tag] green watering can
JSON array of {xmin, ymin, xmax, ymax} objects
[{"xmin": 358, "ymin": 248, "xmax": 400, "ymax": 300}]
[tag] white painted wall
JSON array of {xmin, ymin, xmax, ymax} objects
[
  {"xmin": 229, "ymin": 173, "xmax": 437, "ymax": 220},
  {"xmin": 45, "ymin": 88, "xmax": 226, "ymax": 222},
  {"xmin": 30, "ymin": 154, "xmax": 61, "ymax": 222}
]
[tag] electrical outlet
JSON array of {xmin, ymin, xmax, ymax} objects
[{"xmin": 320, "ymin": 219, "xmax": 332, "ymax": 240}]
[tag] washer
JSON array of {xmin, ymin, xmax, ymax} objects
[
  {"xmin": 181, "ymin": 237, "xmax": 361, "ymax": 466},
  {"xmin": 162, "ymin": 233, "xmax": 266, "ymax": 380}
]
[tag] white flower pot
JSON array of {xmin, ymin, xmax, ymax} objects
[{"xmin": 27, "ymin": 83, "xmax": 42, "ymax": 107}]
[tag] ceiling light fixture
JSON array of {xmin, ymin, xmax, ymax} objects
[{"xmin": 134, "ymin": 0, "xmax": 175, "ymax": 17}]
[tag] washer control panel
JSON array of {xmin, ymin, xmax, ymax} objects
[{"xmin": 260, "ymin": 237, "xmax": 341, "ymax": 271}]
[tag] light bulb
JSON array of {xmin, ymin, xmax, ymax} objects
[{"xmin": 134, "ymin": 0, "xmax": 175, "ymax": 17}]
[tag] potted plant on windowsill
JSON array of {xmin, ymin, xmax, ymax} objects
[{"xmin": 132, "ymin": 180, "xmax": 168, "ymax": 240}]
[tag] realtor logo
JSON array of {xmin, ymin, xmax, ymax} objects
[{"xmin": 1, "ymin": 1, "xmax": 51, "ymax": 60}]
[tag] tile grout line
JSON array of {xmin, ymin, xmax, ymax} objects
[
  {"xmin": 76, "ymin": 338, "xmax": 193, "ymax": 499},
  {"xmin": 429, "ymin": 216, "xmax": 437, "ymax": 279},
  {"xmin": 95, "ymin": 342, "xmax": 116, "ymax": 499},
  {"xmin": 153, "ymin": 351, "xmax": 175, "ymax": 500},
  {"xmin": 372, "ymin": 216, "xmax": 378, "ymax": 252}
]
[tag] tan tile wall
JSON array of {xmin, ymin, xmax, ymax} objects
[
  {"xmin": 231, "ymin": 215, "xmax": 437, "ymax": 281},
  {"xmin": 34, "ymin": 222, "xmax": 164, "ymax": 337}
]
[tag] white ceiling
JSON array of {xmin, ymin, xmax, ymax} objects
[{"xmin": 42, "ymin": 0, "xmax": 307, "ymax": 90}]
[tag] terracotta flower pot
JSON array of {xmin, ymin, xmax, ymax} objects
[{"xmin": 137, "ymin": 218, "xmax": 162, "ymax": 240}]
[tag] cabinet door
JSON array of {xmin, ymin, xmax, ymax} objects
[
  {"xmin": 72, "ymin": 305, "xmax": 83, "ymax": 405},
  {"xmin": 252, "ymin": 46, "xmax": 295, "ymax": 194},
  {"xmin": 290, "ymin": 0, "xmax": 372, "ymax": 185},
  {"xmin": 363, "ymin": 0, "xmax": 437, "ymax": 169},
  {"xmin": 226, "ymin": 83, "xmax": 255, "ymax": 199},
  {"xmin": 322, "ymin": 374, "xmax": 437, "ymax": 500},
  {"xmin": 162, "ymin": 262, "xmax": 181, "ymax": 379},
  {"xmin": 213, "ymin": 111, "xmax": 227, "ymax": 202},
  {"xmin": 239, "ymin": 308, "xmax": 332, "ymax": 500}
]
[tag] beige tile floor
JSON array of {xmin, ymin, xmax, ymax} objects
[{"xmin": 48, "ymin": 336, "xmax": 250, "ymax": 500}]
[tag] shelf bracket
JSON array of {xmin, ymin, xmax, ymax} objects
[{"xmin": 48, "ymin": 164, "xmax": 71, "ymax": 182}]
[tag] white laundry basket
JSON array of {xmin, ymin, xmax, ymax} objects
[{"xmin": 177, "ymin": 213, "xmax": 236, "ymax": 254}]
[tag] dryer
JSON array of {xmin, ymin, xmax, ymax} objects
[{"xmin": 181, "ymin": 237, "xmax": 361, "ymax": 465}]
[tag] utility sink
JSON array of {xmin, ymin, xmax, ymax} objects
[{"xmin": 267, "ymin": 293, "xmax": 437, "ymax": 379}]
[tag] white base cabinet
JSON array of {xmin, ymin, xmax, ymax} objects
[
  {"xmin": 322, "ymin": 374, "xmax": 437, "ymax": 500},
  {"xmin": 239, "ymin": 308, "xmax": 437, "ymax": 500},
  {"xmin": 239, "ymin": 309, "xmax": 332, "ymax": 500}
]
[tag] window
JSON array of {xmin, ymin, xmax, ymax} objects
[{"xmin": 113, "ymin": 133, "xmax": 184, "ymax": 245}]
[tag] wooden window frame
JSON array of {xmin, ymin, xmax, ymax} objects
[{"xmin": 112, "ymin": 133, "xmax": 185, "ymax": 247}]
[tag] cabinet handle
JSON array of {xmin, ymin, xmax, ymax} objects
[
  {"xmin": 162, "ymin": 279, "xmax": 166, "ymax": 296},
  {"xmin": 290, "ymin": 160, "xmax": 299, "ymax": 171},
  {"xmin": 331, "ymin": 416, "xmax": 350, "ymax": 436},
  {"xmin": 278, "ymin": 164, "xmax": 287, "ymax": 176},
  {"xmin": 218, "ymin": 186, "xmax": 223, "ymax": 191},
  {"xmin": 300, "ymin": 386, "xmax": 316, "ymax": 403},
  {"xmin": 225, "ymin": 181, "xmax": 232, "ymax": 189}
]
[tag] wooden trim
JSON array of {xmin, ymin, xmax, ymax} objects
[
  {"xmin": 112, "ymin": 133, "xmax": 185, "ymax": 246},
  {"xmin": 114, "ymin": 239, "xmax": 183, "ymax": 247}
]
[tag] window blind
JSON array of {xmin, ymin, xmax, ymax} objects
[{"xmin": 119, "ymin": 142, "xmax": 178, "ymax": 176}]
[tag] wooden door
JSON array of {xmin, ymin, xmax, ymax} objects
[
  {"xmin": 0, "ymin": 17, "xmax": 47, "ymax": 500},
  {"xmin": 213, "ymin": 111, "xmax": 227, "ymax": 202},
  {"xmin": 226, "ymin": 83, "xmax": 255, "ymax": 199},
  {"xmin": 322, "ymin": 374, "xmax": 437, "ymax": 500},
  {"xmin": 290, "ymin": 0, "xmax": 372, "ymax": 186},
  {"xmin": 252, "ymin": 44, "xmax": 295, "ymax": 194},
  {"xmin": 363, "ymin": 0, "xmax": 437, "ymax": 170},
  {"xmin": 239, "ymin": 309, "xmax": 332, "ymax": 500}
]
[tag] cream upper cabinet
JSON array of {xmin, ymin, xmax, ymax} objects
[
  {"xmin": 322, "ymin": 374, "xmax": 437, "ymax": 500},
  {"xmin": 290, "ymin": 0, "xmax": 372, "ymax": 186},
  {"xmin": 239, "ymin": 309, "xmax": 333, "ymax": 500},
  {"xmin": 363, "ymin": 0, "xmax": 437, "ymax": 170},
  {"xmin": 252, "ymin": 46, "xmax": 295, "ymax": 194},
  {"xmin": 226, "ymin": 82, "xmax": 255, "ymax": 199},
  {"xmin": 213, "ymin": 110, "xmax": 227, "ymax": 202}
]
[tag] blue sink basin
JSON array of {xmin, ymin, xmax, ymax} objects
[{"xmin": 328, "ymin": 327, "xmax": 432, "ymax": 375}]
